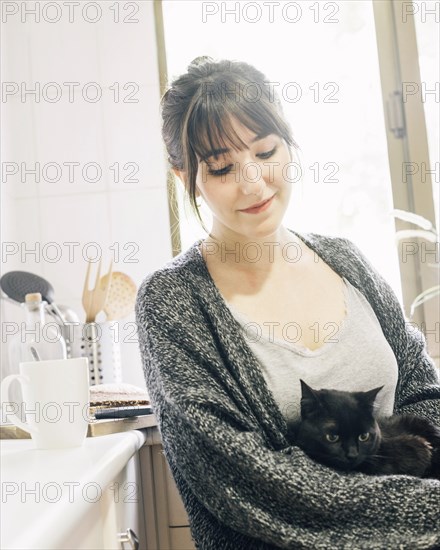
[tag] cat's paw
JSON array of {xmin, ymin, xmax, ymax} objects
[
  {"xmin": 404, "ymin": 435, "xmax": 433, "ymax": 476},
  {"xmin": 425, "ymin": 446, "xmax": 440, "ymax": 480},
  {"xmin": 378, "ymin": 434, "xmax": 433, "ymax": 477},
  {"xmin": 400, "ymin": 415, "xmax": 440, "ymax": 447}
]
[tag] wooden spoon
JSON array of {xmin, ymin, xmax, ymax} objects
[{"xmin": 100, "ymin": 272, "xmax": 137, "ymax": 321}]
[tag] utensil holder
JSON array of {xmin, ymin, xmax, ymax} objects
[{"xmin": 68, "ymin": 322, "xmax": 122, "ymax": 385}]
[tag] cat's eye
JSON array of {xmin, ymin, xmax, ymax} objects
[
  {"xmin": 325, "ymin": 434, "xmax": 339, "ymax": 443},
  {"xmin": 358, "ymin": 433, "xmax": 370, "ymax": 442}
]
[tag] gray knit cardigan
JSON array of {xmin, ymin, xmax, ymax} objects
[{"xmin": 135, "ymin": 229, "xmax": 440, "ymax": 550}]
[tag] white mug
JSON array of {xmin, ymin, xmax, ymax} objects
[{"xmin": 1, "ymin": 357, "xmax": 90, "ymax": 449}]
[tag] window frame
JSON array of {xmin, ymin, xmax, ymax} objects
[{"xmin": 373, "ymin": 0, "xmax": 438, "ymax": 364}]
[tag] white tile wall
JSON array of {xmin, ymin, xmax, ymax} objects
[{"xmin": 1, "ymin": 2, "xmax": 171, "ymax": 390}]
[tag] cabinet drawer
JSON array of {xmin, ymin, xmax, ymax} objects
[
  {"xmin": 169, "ymin": 527, "xmax": 196, "ymax": 550},
  {"xmin": 144, "ymin": 441, "xmax": 198, "ymax": 549},
  {"xmin": 163, "ymin": 453, "xmax": 191, "ymax": 527},
  {"xmin": 101, "ymin": 453, "xmax": 146, "ymax": 549},
  {"xmin": 61, "ymin": 504, "xmax": 104, "ymax": 549}
]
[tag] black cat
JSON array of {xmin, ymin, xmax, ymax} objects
[{"xmin": 286, "ymin": 380, "xmax": 440, "ymax": 479}]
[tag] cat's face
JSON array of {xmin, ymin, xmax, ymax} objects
[{"xmin": 296, "ymin": 380, "xmax": 383, "ymax": 471}]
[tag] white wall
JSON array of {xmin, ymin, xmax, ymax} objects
[{"xmin": 1, "ymin": 2, "xmax": 172, "ymax": 391}]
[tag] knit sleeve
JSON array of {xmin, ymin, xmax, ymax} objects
[
  {"xmin": 393, "ymin": 321, "xmax": 440, "ymax": 424},
  {"xmin": 135, "ymin": 273, "xmax": 440, "ymax": 550},
  {"xmin": 340, "ymin": 237, "xmax": 440, "ymax": 427}
]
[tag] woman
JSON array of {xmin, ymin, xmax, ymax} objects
[{"xmin": 135, "ymin": 57, "xmax": 440, "ymax": 549}]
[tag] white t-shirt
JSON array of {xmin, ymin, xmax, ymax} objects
[{"xmin": 223, "ymin": 276, "xmax": 399, "ymax": 427}]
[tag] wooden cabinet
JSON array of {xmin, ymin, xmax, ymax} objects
[{"xmin": 139, "ymin": 428, "xmax": 196, "ymax": 550}]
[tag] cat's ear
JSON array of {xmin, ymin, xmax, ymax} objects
[
  {"xmin": 299, "ymin": 379, "xmax": 322, "ymax": 417},
  {"xmin": 299, "ymin": 379, "xmax": 319, "ymax": 400},
  {"xmin": 360, "ymin": 386, "xmax": 384, "ymax": 409}
]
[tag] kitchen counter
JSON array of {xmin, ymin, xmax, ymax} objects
[
  {"xmin": 1, "ymin": 412, "xmax": 159, "ymax": 439},
  {"xmin": 1, "ymin": 429, "xmax": 147, "ymax": 549}
]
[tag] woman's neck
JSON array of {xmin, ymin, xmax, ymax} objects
[{"xmin": 200, "ymin": 226, "xmax": 309, "ymax": 273}]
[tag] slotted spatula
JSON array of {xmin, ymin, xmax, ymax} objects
[{"xmin": 99, "ymin": 271, "xmax": 137, "ymax": 321}]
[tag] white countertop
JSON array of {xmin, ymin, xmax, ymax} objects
[{"xmin": 1, "ymin": 429, "xmax": 147, "ymax": 550}]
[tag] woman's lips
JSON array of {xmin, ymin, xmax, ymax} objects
[{"xmin": 239, "ymin": 194, "xmax": 275, "ymax": 214}]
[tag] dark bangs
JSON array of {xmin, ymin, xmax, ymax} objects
[{"xmin": 183, "ymin": 80, "xmax": 297, "ymax": 169}]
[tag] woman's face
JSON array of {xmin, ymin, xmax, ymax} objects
[{"xmin": 188, "ymin": 117, "xmax": 293, "ymax": 241}]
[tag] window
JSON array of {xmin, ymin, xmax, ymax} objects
[{"xmin": 159, "ymin": 0, "xmax": 438, "ymax": 320}]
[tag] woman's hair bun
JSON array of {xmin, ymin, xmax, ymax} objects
[{"xmin": 187, "ymin": 55, "xmax": 213, "ymax": 71}]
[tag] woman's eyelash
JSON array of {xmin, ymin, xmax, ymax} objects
[
  {"xmin": 257, "ymin": 146, "xmax": 277, "ymax": 159},
  {"xmin": 207, "ymin": 146, "xmax": 278, "ymax": 176}
]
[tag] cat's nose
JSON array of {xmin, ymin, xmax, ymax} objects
[{"xmin": 346, "ymin": 446, "xmax": 359, "ymax": 460}]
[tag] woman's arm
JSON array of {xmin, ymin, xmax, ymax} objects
[
  {"xmin": 394, "ymin": 321, "xmax": 440, "ymax": 424},
  {"xmin": 135, "ymin": 270, "xmax": 440, "ymax": 550}
]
